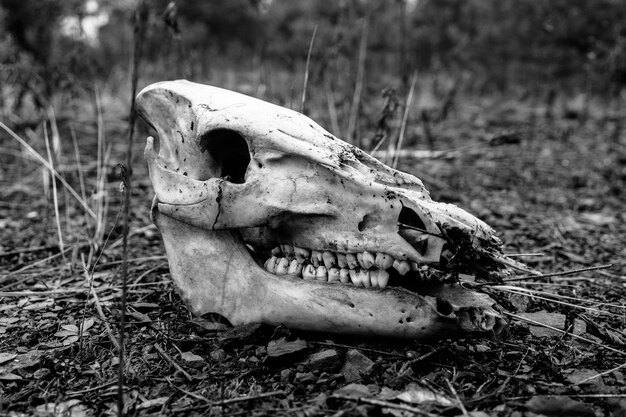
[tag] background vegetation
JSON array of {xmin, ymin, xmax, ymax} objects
[{"xmin": 0, "ymin": 1, "xmax": 625, "ymax": 416}]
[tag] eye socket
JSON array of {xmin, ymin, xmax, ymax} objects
[{"xmin": 199, "ymin": 129, "xmax": 251, "ymax": 184}]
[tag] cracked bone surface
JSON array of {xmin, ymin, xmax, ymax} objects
[{"xmin": 137, "ymin": 80, "xmax": 516, "ymax": 339}]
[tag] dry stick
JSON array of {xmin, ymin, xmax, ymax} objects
[
  {"xmin": 301, "ymin": 23, "xmax": 318, "ymax": 114},
  {"xmin": 0, "ymin": 121, "xmax": 96, "ymax": 219},
  {"xmin": 574, "ymin": 361, "xmax": 626, "ymax": 386},
  {"xmin": 347, "ymin": 19, "xmax": 368, "ymax": 146},
  {"xmin": 485, "ymin": 264, "xmax": 614, "ymax": 286},
  {"xmin": 311, "ymin": 341, "xmax": 405, "ymax": 359},
  {"xmin": 154, "ymin": 344, "xmax": 193, "ymax": 382},
  {"xmin": 173, "ymin": 391, "xmax": 287, "ymax": 413},
  {"xmin": 504, "ymin": 312, "xmax": 626, "ymax": 356},
  {"xmin": 324, "ymin": 76, "xmax": 341, "ymax": 136},
  {"xmin": 118, "ymin": 5, "xmax": 148, "ymax": 415},
  {"xmin": 392, "ymin": 70, "xmax": 418, "ymax": 169},
  {"xmin": 445, "ymin": 379, "xmax": 470, "ymax": 417},
  {"xmin": 70, "ymin": 126, "xmax": 88, "ymax": 207},
  {"xmin": 332, "ymin": 394, "xmax": 438, "ymax": 417},
  {"xmin": 81, "ymin": 254, "xmax": 120, "ymax": 351},
  {"xmin": 1, "ymin": 247, "xmax": 74, "ymax": 281},
  {"xmin": 43, "ymin": 122, "xmax": 65, "ymax": 257},
  {"xmin": 0, "ymin": 245, "xmax": 59, "ymax": 258}
]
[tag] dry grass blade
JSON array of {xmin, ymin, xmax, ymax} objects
[
  {"xmin": 491, "ymin": 264, "xmax": 613, "ymax": 285},
  {"xmin": 504, "ymin": 312, "xmax": 626, "ymax": 356},
  {"xmin": 43, "ymin": 122, "xmax": 65, "ymax": 256},
  {"xmin": 347, "ymin": 19, "xmax": 368, "ymax": 145},
  {"xmin": 301, "ymin": 24, "xmax": 318, "ymax": 113},
  {"xmin": 392, "ymin": 70, "xmax": 418, "ymax": 169},
  {"xmin": 493, "ymin": 285, "xmax": 626, "ymax": 311},
  {"xmin": 0, "ymin": 120, "xmax": 96, "ymax": 219}
]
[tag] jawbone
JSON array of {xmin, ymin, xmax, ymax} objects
[{"xmin": 154, "ymin": 205, "xmax": 506, "ymax": 338}]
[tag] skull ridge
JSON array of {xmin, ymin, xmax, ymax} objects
[{"xmin": 137, "ymin": 80, "xmax": 518, "ymax": 339}]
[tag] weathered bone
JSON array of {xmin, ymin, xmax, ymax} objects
[{"xmin": 137, "ymin": 80, "xmax": 514, "ymax": 339}]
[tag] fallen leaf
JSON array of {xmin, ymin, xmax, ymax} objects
[
  {"xmin": 526, "ymin": 395, "xmax": 594, "ymax": 416},
  {"xmin": 136, "ymin": 397, "xmax": 169, "ymax": 410},
  {"xmin": 341, "ymin": 349, "xmax": 374, "ymax": 383},
  {"xmin": 395, "ymin": 383, "xmax": 455, "ymax": 407},
  {"xmin": 0, "ymin": 352, "xmax": 17, "ymax": 365},
  {"xmin": 518, "ymin": 311, "xmax": 586, "ymax": 337},
  {"xmin": 334, "ymin": 383, "xmax": 371, "ymax": 398}
]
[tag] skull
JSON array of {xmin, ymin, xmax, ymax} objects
[{"xmin": 137, "ymin": 80, "xmax": 520, "ymax": 339}]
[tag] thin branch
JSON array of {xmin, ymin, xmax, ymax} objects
[
  {"xmin": 154, "ymin": 343, "xmax": 193, "ymax": 382},
  {"xmin": 347, "ymin": 19, "xmax": 368, "ymax": 146},
  {"xmin": 393, "ymin": 70, "xmax": 418, "ymax": 169},
  {"xmin": 301, "ymin": 24, "xmax": 318, "ymax": 113},
  {"xmin": 488, "ymin": 264, "xmax": 613, "ymax": 285}
]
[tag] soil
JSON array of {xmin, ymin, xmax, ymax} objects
[{"xmin": 0, "ymin": 93, "xmax": 625, "ymax": 416}]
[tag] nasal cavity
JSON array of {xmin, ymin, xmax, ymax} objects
[
  {"xmin": 398, "ymin": 206, "xmax": 429, "ymax": 255},
  {"xmin": 199, "ymin": 129, "xmax": 250, "ymax": 184}
]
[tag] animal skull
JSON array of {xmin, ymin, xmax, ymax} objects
[{"xmin": 137, "ymin": 80, "xmax": 518, "ymax": 339}]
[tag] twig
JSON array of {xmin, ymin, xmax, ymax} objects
[
  {"xmin": 574, "ymin": 361, "xmax": 626, "ymax": 385},
  {"xmin": 490, "ymin": 264, "xmax": 613, "ymax": 285},
  {"xmin": 0, "ymin": 120, "xmax": 96, "ymax": 219},
  {"xmin": 332, "ymin": 394, "xmax": 438, "ymax": 417},
  {"xmin": 0, "ymin": 245, "xmax": 60, "ymax": 258},
  {"xmin": 43, "ymin": 122, "xmax": 64, "ymax": 257},
  {"xmin": 154, "ymin": 343, "xmax": 193, "ymax": 382},
  {"xmin": 324, "ymin": 76, "xmax": 341, "ymax": 136},
  {"xmin": 172, "ymin": 391, "xmax": 286, "ymax": 413},
  {"xmin": 67, "ymin": 380, "xmax": 118, "ymax": 395},
  {"xmin": 446, "ymin": 379, "xmax": 470, "ymax": 417},
  {"xmin": 393, "ymin": 70, "xmax": 418, "ymax": 169},
  {"xmin": 347, "ymin": 19, "xmax": 368, "ymax": 146},
  {"xmin": 118, "ymin": 3, "xmax": 148, "ymax": 415},
  {"xmin": 311, "ymin": 341, "xmax": 405, "ymax": 358},
  {"xmin": 81, "ymin": 255, "xmax": 120, "ymax": 351},
  {"xmin": 1, "ymin": 247, "xmax": 74, "ymax": 281},
  {"xmin": 301, "ymin": 23, "xmax": 318, "ymax": 113},
  {"xmin": 504, "ymin": 312, "xmax": 626, "ymax": 356}
]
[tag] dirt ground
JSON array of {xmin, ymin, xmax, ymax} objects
[{"xmin": 0, "ymin": 90, "xmax": 625, "ymax": 416}]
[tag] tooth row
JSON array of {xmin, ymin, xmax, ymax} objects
[
  {"xmin": 264, "ymin": 256, "xmax": 391, "ymax": 289},
  {"xmin": 269, "ymin": 245, "xmax": 418, "ymax": 275}
]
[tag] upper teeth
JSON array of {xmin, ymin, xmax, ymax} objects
[{"xmin": 261, "ymin": 244, "xmax": 418, "ymax": 289}]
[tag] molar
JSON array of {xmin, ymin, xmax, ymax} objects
[
  {"xmin": 302, "ymin": 264, "xmax": 316, "ymax": 280},
  {"xmin": 270, "ymin": 247, "xmax": 282, "ymax": 256},
  {"xmin": 281, "ymin": 244, "xmax": 295, "ymax": 260},
  {"xmin": 356, "ymin": 252, "xmax": 365, "ymax": 269},
  {"xmin": 346, "ymin": 253, "xmax": 359, "ymax": 269},
  {"xmin": 288, "ymin": 259, "xmax": 303, "ymax": 276},
  {"xmin": 359, "ymin": 269, "xmax": 371, "ymax": 288},
  {"xmin": 322, "ymin": 251, "xmax": 337, "ymax": 269},
  {"xmin": 316, "ymin": 265, "xmax": 328, "ymax": 281},
  {"xmin": 362, "ymin": 251, "xmax": 376, "ymax": 269},
  {"xmin": 375, "ymin": 269, "xmax": 390, "ymax": 289},
  {"xmin": 393, "ymin": 259, "xmax": 411, "ymax": 275},
  {"xmin": 264, "ymin": 256, "xmax": 278, "ymax": 273},
  {"xmin": 328, "ymin": 267, "xmax": 340, "ymax": 283},
  {"xmin": 275, "ymin": 258, "xmax": 290, "ymax": 275},
  {"xmin": 294, "ymin": 246, "xmax": 310, "ymax": 264},
  {"xmin": 348, "ymin": 269, "xmax": 360, "ymax": 286},
  {"xmin": 375, "ymin": 253, "xmax": 394, "ymax": 270},
  {"xmin": 337, "ymin": 253, "xmax": 347, "ymax": 268},
  {"xmin": 339, "ymin": 268, "xmax": 350, "ymax": 284},
  {"xmin": 311, "ymin": 250, "xmax": 323, "ymax": 267}
]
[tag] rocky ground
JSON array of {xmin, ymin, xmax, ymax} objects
[{"xmin": 0, "ymin": 92, "xmax": 625, "ymax": 416}]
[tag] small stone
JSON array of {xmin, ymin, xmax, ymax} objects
[
  {"xmin": 299, "ymin": 349, "xmax": 341, "ymax": 372},
  {"xmin": 210, "ymin": 348, "xmax": 226, "ymax": 362},
  {"xmin": 180, "ymin": 351, "xmax": 204, "ymax": 368},
  {"xmin": 280, "ymin": 368, "xmax": 293, "ymax": 383},
  {"xmin": 341, "ymin": 349, "xmax": 374, "ymax": 383},
  {"xmin": 295, "ymin": 371, "xmax": 315, "ymax": 383},
  {"xmin": 266, "ymin": 337, "xmax": 308, "ymax": 359}
]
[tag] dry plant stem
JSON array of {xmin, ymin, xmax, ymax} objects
[
  {"xmin": 324, "ymin": 76, "xmax": 341, "ymax": 135},
  {"xmin": 347, "ymin": 19, "xmax": 368, "ymax": 146},
  {"xmin": 0, "ymin": 121, "xmax": 96, "ymax": 219},
  {"xmin": 172, "ymin": 391, "xmax": 287, "ymax": 413},
  {"xmin": 574, "ymin": 361, "xmax": 626, "ymax": 385},
  {"xmin": 70, "ymin": 126, "xmax": 88, "ymax": 205},
  {"xmin": 118, "ymin": 4, "xmax": 147, "ymax": 415},
  {"xmin": 311, "ymin": 341, "xmax": 405, "ymax": 359},
  {"xmin": 504, "ymin": 312, "xmax": 626, "ymax": 356},
  {"xmin": 301, "ymin": 24, "xmax": 318, "ymax": 113},
  {"xmin": 332, "ymin": 394, "xmax": 438, "ymax": 417},
  {"xmin": 393, "ymin": 70, "xmax": 418, "ymax": 169},
  {"xmin": 81, "ymin": 255, "xmax": 120, "ymax": 351},
  {"xmin": 490, "ymin": 264, "xmax": 613, "ymax": 285},
  {"xmin": 44, "ymin": 123, "xmax": 65, "ymax": 257},
  {"xmin": 153, "ymin": 344, "xmax": 193, "ymax": 382},
  {"xmin": 446, "ymin": 378, "xmax": 470, "ymax": 417},
  {"xmin": 1, "ymin": 247, "xmax": 73, "ymax": 281}
]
